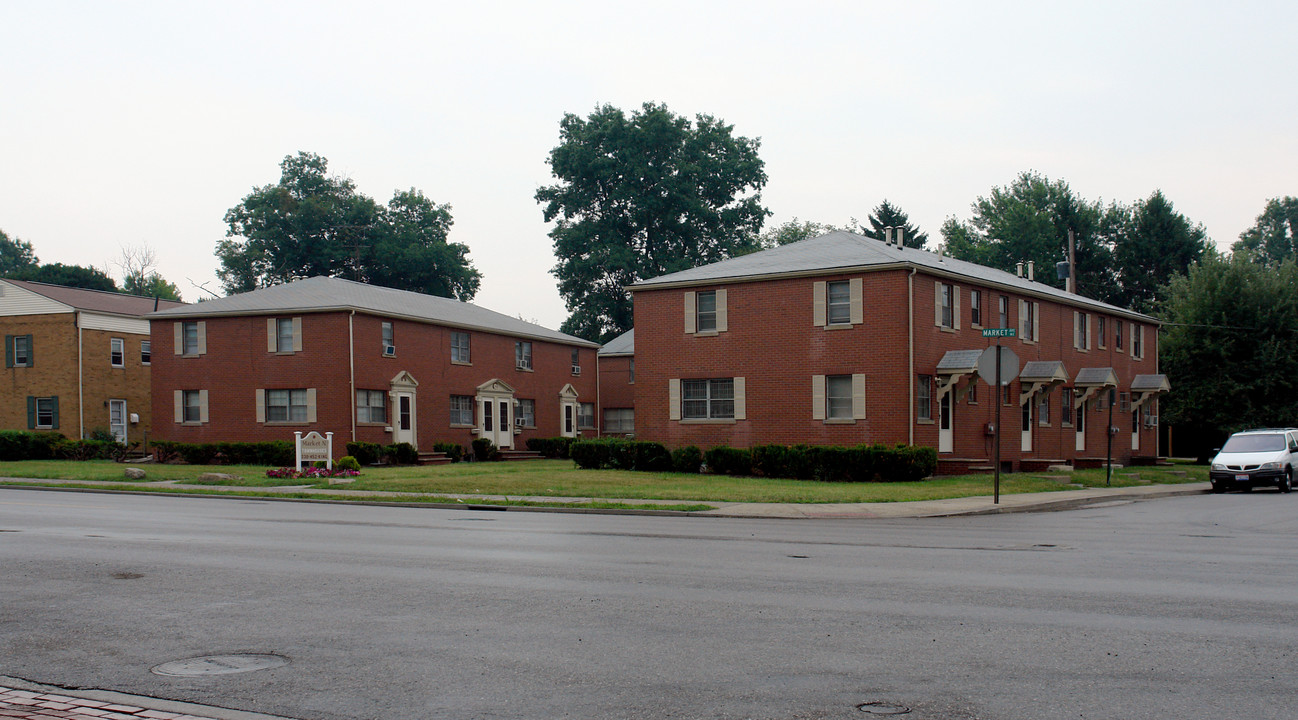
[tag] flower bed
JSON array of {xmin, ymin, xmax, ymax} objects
[{"xmin": 265, "ymin": 466, "xmax": 361, "ymax": 480}]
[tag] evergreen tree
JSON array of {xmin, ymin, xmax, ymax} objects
[
  {"xmin": 1232, "ymin": 196, "xmax": 1298, "ymax": 264},
  {"xmin": 859, "ymin": 200, "xmax": 928, "ymax": 249}
]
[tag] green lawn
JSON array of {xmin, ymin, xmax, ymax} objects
[{"xmin": 0, "ymin": 458, "xmax": 1208, "ymax": 505}]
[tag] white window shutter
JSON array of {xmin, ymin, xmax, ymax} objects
[
  {"xmin": 668, "ymin": 379, "xmax": 681, "ymax": 421},
  {"xmin": 292, "ymin": 317, "xmax": 303, "ymax": 352},
  {"xmin": 173, "ymin": 390, "xmax": 183, "ymax": 423},
  {"xmin": 306, "ymin": 388, "xmax": 317, "ymax": 423},
  {"xmin": 1019, "ymin": 300, "xmax": 1028, "ymax": 337},
  {"xmin": 196, "ymin": 321, "xmax": 207, "ymax": 355},
  {"xmin": 934, "ymin": 283, "xmax": 943, "ymax": 326},
  {"xmin": 1084, "ymin": 314, "xmax": 1091, "ymax": 349},
  {"xmin": 953, "ymin": 286, "xmax": 961, "ymax": 329},
  {"xmin": 1138, "ymin": 325, "xmax": 1145, "ymax": 358},
  {"xmin": 733, "ymin": 377, "xmax": 745, "ymax": 420},
  {"xmin": 1032, "ymin": 303, "xmax": 1040, "ymax": 343},
  {"xmin": 813, "ymin": 282, "xmax": 826, "ymax": 327},
  {"xmin": 852, "ymin": 374, "xmax": 866, "ymax": 420},
  {"xmin": 173, "ymin": 323, "xmax": 182, "ymax": 355},
  {"xmin": 198, "ymin": 390, "xmax": 209, "ymax": 424},
  {"xmin": 715, "ymin": 289, "xmax": 728, "ymax": 332},
  {"xmin": 1073, "ymin": 312, "xmax": 1080, "ymax": 350},
  {"xmin": 684, "ymin": 292, "xmax": 696, "ymax": 334},
  {"xmin": 255, "ymin": 389, "xmax": 265, "ymax": 423},
  {"xmin": 812, "ymin": 375, "xmax": 826, "ymax": 420},
  {"xmin": 267, "ymin": 318, "xmax": 277, "ymax": 352},
  {"xmin": 849, "ymin": 278, "xmax": 863, "ymax": 325}
]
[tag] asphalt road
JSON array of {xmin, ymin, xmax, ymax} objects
[{"xmin": 2, "ymin": 487, "xmax": 1295, "ymax": 720}]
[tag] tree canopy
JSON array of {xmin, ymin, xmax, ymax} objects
[
  {"xmin": 858, "ymin": 200, "xmax": 928, "ymax": 249},
  {"xmin": 1160, "ymin": 256, "xmax": 1298, "ymax": 450},
  {"xmin": 0, "ymin": 229, "xmax": 38, "ymax": 276},
  {"xmin": 115, "ymin": 244, "xmax": 182, "ymax": 300},
  {"xmin": 756, "ymin": 218, "xmax": 842, "ymax": 249},
  {"xmin": 217, "ymin": 152, "xmax": 480, "ymax": 300},
  {"xmin": 1111, "ymin": 190, "xmax": 1213, "ymax": 313},
  {"xmin": 536, "ymin": 103, "xmax": 770, "ymax": 342},
  {"xmin": 1232, "ymin": 196, "xmax": 1298, "ymax": 264},
  {"xmin": 11, "ymin": 263, "xmax": 119, "ymax": 292}
]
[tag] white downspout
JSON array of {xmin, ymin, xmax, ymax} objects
[
  {"xmin": 77, "ymin": 312, "xmax": 85, "ymax": 439},
  {"xmin": 348, "ymin": 310, "xmax": 356, "ymax": 443},
  {"xmin": 908, "ymin": 268, "xmax": 916, "ymax": 445}
]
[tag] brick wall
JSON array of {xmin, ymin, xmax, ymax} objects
[
  {"xmin": 633, "ymin": 268, "xmax": 1159, "ymax": 468},
  {"xmin": 151, "ymin": 311, "xmax": 599, "ymax": 450}
]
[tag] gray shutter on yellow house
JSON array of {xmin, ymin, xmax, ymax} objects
[
  {"xmin": 813, "ymin": 282, "xmax": 826, "ymax": 327},
  {"xmin": 4, "ymin": 335, "xmax": 11, "ymax": 367},
  {"xmin": 668, "ymin": 379, "xmax": 681, "ymax": 421},
  {"xmin": 306, "ymin": 388, "xmax": 317, "ymax": 423},
  {"xmin": 715, "ymin": 289, "xmax": 728, "ymax": 332},
  {"xmin": 732, "ymin": 377, "xmax": 745, "ymax": 420},
  {"xmin": 812, "ymin": 375, "xmax": 826, "ymax": 420},
  {"xmin": 292, "ymin": 317, "xmax": 303, "ymax": 352},
  {"xmin": 26, "ymin": 396, "xmax": 35, "ymax": 429},
  {"xmin": 267, "ymin": 318, "xmax": 278, "ymax": 352},
  {"xmin": 255, "ymin": 389, "xmax": 266, "ymax": 423},
  {"xmin": 852, "ymin": 374, "xmax": 866, "ymax": 420},
  {"xmin": 849, "ymin": 278, "xmax": 863, "ymax": 325},
  {"xmin": 25, "ymin": 335, "xmax": 33, "ymax": 367},
  {"xmin": 683, "ymin": 292, "xmax": 696, "ymax": 334}
]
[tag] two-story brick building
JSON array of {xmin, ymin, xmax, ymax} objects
[
  {"xmin": 148, "ymin": 276, "xmax": 600, "ymax": 452},
  {"xmin": 1, "ymin": 279, "xmax": 186, "ymax": 443},
  {"xmin": 598, "ymin": 329, "xmax": 635, "ymax": 437},
  {"xmin": 628, "ymin": 231, "xmax": 1169, "ymax": 472}
]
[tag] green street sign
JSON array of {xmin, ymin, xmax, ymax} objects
[{"xmin": 982, "ymin": 328, "xmax": 1016, "ymax": 338}]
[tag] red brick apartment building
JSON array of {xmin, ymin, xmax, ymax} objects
[
  {"xmin": 149, "ymin": 276, "xmax": 600, "ymax": 451},
  {"xmin": 1, "ymin": 279, "xmax": 186, "ymax": 444},
  {"xmin": 598, "ymin": 328, "xmax": 635, "ymax": 437},
  {"xmin": 628, "ymin": 231, "xmax": 1169, "ymax": 472}
]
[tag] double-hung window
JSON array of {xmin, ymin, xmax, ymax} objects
[
  {"xmin": 682, "ymin": 379, "xmax": 734, "ymax": 420},
  {"xmin": 515, "ymin": 341, "xmax": 532, "ymax": 370},
  {"xmin": 604, "ymin": 408, "xmax": 634, "ymax": 433},
  {"xmin": 110, "ymin": 338, "xmax": 124, "ymax": 367},
  {"xmin": 696, "ymin": 291, "xmax": 718, "ymax": 332},
  {"xmin": 1132, "ymin": 324, "xmax": 1144, "ymax": 359},
  {"xmin": 183, "ymin": 390, "xmax": 203, "ymax": 423},
  {"xmin": 277, "ymin": 319, "xmax": 294, "ymax": 352},
  {"xmin": 917, "ymin": 375, "xmax": 933, "ymax": 422},
  {"xmin": 571, "ymin": 349, "xmax": 581, "ymax": 375},
  {"xmin": 1097, "ymin": 317, "xmax": 1107, "ymax": 349},
  {"xmin": 826, "ymin": 375, "xmax": 854, "ymax": 420},
  {"xmin": 1038, "ymin": 393, "xmax": 1050, "ymax": 425},
  {"xmin": 578, "ymin": 402, "xmax": 595, "ymax": 429},
  {"xmin": 31, "ymin": 397, "xmax": 57, "ymax": 429},
  {"xmin": 266, "ymin": 389, "xmax": 308, "ymax": 423},
  {"xmin": 140, "ymin": 340, "xmax": 151, "ymax": 365},
  {"xmin": 451, "ymin": 332, "xmax": 471, "ymax": 363},
  {"xmin": 826, "ymin": 281, "xmax": 851, "ymax": 325},
  {"xmin": 8, "ymin": 334, "xmax": 32, "ymax": 367},
  {"xmin": 356, "ymin": 390, "xmax": 387, "ymax": 424},
  {"xmin": 382, "ymin": 322, "xmax": 395, "ymax": 356},
  {"xmin": 1062, "ymin": 388, "xmax": 1074, "ymax": 425},
  {"xmin": 181, "ymin": 321, "xmax": 201, "ymax": 355},
  {"xmin": 998, "ymin": 296, "xmax": 1009, "ymax": 329},
  {"xmin": 970, "ymin": 290, "xmax": 982, "ymax": 326},
  {"xmin": 1115, "ymin": 320, "xmax": 1124, "ymax": 351},
  {"xmin": 449, "ymin": 395, "xmax": 474, "ymax": 426},
  {"xmin": 938, "ymin": 283, "xmax": 955, "ymax": 328},
  {"xmin": 516, "ymin": 399, "xmax": 536, "ymax": 428}
]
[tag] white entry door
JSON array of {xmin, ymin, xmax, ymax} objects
[
  {"xmin": 1131, "ymin": 410, "xmax": 1140, "ymax": 452},
  {"xmin": 394, "ymin": 392, "xmax": 415, "ymax": 446},
  {"xmin": 1021, "ymin": 403, "xmax": 1032, "ymax": 453},
  {"xmin": 109, "ymin": 400, "xmax": 127, "ymax": 444},
  {"xmin": 478, "ymin": 397, "xmax": 513, "ymax": 449},
  {"xmin": 938, "ymin": 394, "xmax": 953, "ymax": 453},
  {"xmin": 1075, "ymin": 401, "xmax": 1086, "ymax": 452}
]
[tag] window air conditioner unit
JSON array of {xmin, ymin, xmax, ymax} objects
[
  {"xmin": 383, "ymin": 345, "xmax": 397, "ymax": 357},
  {"xmin": 1144, "ymin": 415, "xmax": 1158, "ymax": 428},
  {"xmin": 571, "ymin": 365, "xmax": 581, "ymax": 375},
  {"xmin": 515, "ymin": 417, "xmax": 526, "ymax": 428}
]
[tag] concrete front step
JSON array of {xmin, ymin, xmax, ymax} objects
[
  {"xmin": 416, "ymin": 452, "xmax": 451, "ymax": 465},
  {"xmin": 498, "ymin": 449, "xmax": 543, "ymax": 461}
]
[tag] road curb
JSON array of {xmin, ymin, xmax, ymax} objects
[{"xmin": 0, "ymin": 675, "xmax": 300, "ymax": 720}]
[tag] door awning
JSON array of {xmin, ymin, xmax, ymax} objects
[
  {"xmin": 1018, "ymin": 360, "xmax": 1069, "ymax": 405},
  {"xmin": 935, "ymin": 349, "xmax": 983, "ymax": 401},
  {"xmin": 1073, "ymin": 367, "xmax": 1117, "ymax": 409},
  {"xmin": 1131, "ymin": 373, "xmax": 1170, "ymax": 410}
]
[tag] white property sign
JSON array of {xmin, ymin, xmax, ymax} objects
[{"xmin": 295, "ymin": 431, "xmax": 333, "ymax": 470}]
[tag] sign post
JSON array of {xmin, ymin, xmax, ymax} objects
[
  {"xmin": 978, "ymin": 330, "xmax": 1020, "ymax": 504},
  {"xmin": 295, "ymin": 431, "xmax": 334, "ymax": 471}
]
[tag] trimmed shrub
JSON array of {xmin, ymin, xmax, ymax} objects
[
  {"xmin": 571, "ymin": 439, "xmax": 672, "ymax": 471},
  {"xmin": 384, "ymin": 442, "xmax": 419, "ymax": 465},
  {"xmin": 472, "ymin": 437, "xmax": 498, "ymax": 462},
  {"xmin": 432, "ymin": 442, "xmax": 464, "ymax": 462},
  {"xmin": 670, "ymin": 445, "xmax": 703, "ymax": 474},
  {"xmin": 526, "ymin": 437, "xmax": 576, "ymax": 459},
  {"xmin": 150, "ymin": 440, "xmax": 294, "ymax": 466},
  {"xmin": 705, "ymin": 446, "xmax": 752, "ymax": 476},
  {"xmin": 346, "ymin": 441, "xmax": 383, "ymax": 466},
  {"xmin": 0, "ymin": 430, "xmax": 34, "ymax": 461},
  {"xmin": 335, "ymin": 455, "xmax": 362, "ymax": 472}
]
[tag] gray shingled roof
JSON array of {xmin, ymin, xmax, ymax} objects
[
  {"xmin": 599, "ymin": 328, "xmax": 634, "ymax": 356},
  {"xmin": 630, "ymin": 231, "xmax": 1157, "ymax": 323},
  {"xmin": 149, "ymin": 276, "xmax": 598, "ymax": 347},
  {"xmin": 1075, "ymin": 367, "xmax": 1118, "ymax": 386},
  {"xmin": 5, "ymin": 279, "xmax": 187, "ymax": 316},
  {"xmin": 1131, "ymin": 374, "xmax": 1170, "ymax": 393},
  {"xmin": 1020, "ymin": 361, "xmax": 1069, "ymax": 383},
  {"xmin": 936, "ymin": 349, "xmax": 983, "ymax": 372}
]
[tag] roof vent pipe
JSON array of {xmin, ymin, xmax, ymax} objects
[
  {"xmin": 1016, "ymin": 261, "xmax": 1024, "ymax": 278},
  {"xmin": 896, "ymin": 227, "xmax": 905, "ymax": 247},
  {"xmin": 884, "ymin": 226, "xmax": 894, "ymax": 245},
  {"xmin": 1027, "ymin": 261, "xmax": 1034, "ymax": 281}
]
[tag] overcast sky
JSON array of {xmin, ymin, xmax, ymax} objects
[{"xmin": 2, "ymin": 1, "xmax": 1293, "ymax": 328}]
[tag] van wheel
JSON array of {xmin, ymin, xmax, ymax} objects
[{"xmin": 1280, "ymin": 469, "xmax": 1293, "ymax": 494}]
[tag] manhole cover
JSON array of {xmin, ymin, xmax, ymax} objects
[
  {"xmin": 858, "ymin": 701, "xmax": 910, "ymax": 715},
  {"xmin": 152, "ymin": 653, "xmax": 289, "ymax": 676}
]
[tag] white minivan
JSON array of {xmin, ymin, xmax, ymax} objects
[{"xmin": 1208, "ymin": 428, "xmax": 1298, "ymax": 493}]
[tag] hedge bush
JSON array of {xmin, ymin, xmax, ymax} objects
[
  {"xmin": 385, "ymin": 442, "xmax": 419, "ymax": 465},
  {"xmin": 702, "ymin": 442, "xmax": 936, "ymax": 482},
  {"xmin": 346, "ymin": 441, "xmax": 384, "ymax": 466},
  {"xmin": 335, "ymin": 455, "xmax": 362, "ymax": 471},
  {"xmin": 704, "ymin": 446, "xmax": 752, "ymax": 476},
  {"xmin": 526, "ymin": 437, "xmax": 577, "ymax": 459},
  {"xmin": 472, "ymin": 437, "xmax": 499, "ymax": 461},
  {"xmin": 151, "ymin": 440, "xmax": 294, "ymax": 467},
  {"xmin": 670, "ymin": 445, "xmax": 703, "ymax": 474},
  {"xmin": 571, "ymin": 439, "xmax": 672, "ymax": 471},
  {"xmin": 432, "ymin": 442, "xmax": 464, "ymax": 462}
]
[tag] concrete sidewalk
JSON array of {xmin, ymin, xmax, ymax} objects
[{"xmin": 0, "ymin": 477, "xmax": 1210, "ymax": 519}]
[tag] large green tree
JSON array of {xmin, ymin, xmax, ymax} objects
[
  {"xmin": 12, "ymin": 263, "xmax": 118, "ymax": 291},
  {"xmin": 536, "ymin": 103, "xmax": 770, "ymax": 342},
  {"xmin": 941, "ymin": 171, "xmax": 1119, "ymax": 303},
  {"xmin": 858, "ymin": 199, "xmax": 928, "ymax": 249},
  {"xmin": 756, "ymin": 218, "xmax": 842, "ymax": 250},
  {"xmin": 218, "ymin": 152, "xmax": 480, "ymax": 300},
  {"xmin": 1111, "ymin": 190, "xmax": 1212, "ymax": 313},
  {"xmin": 1160, "ymin": 256, "xmax": 1298, "ymax": 453},
  {"xmin": 1232, "ymin": 196, "xmax": 1298, "ymax": 264},
  {"xmin": 1, "ymin": 230, "xmax": 38, "ymax": 276}
]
